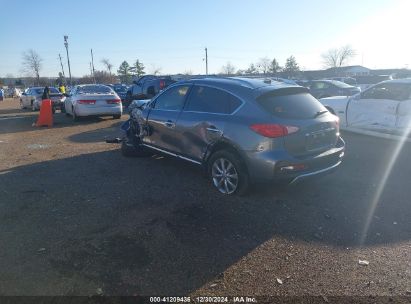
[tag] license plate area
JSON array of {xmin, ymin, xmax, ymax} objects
[{"xmin": 306, "ymin": 128, "xmax": 336, "ymax": 151}]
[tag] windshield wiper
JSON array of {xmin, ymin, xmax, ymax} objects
[{"xmin": 314, "ymin": 110, "xmax": 329, "ymax": 118}]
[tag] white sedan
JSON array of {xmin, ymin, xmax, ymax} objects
[
  {"xmin": 320, "ymin": 79, "xmax": 411, "ymax": 134},
  {"xmin": 64, "ymin": 84, "xmax": 122, "ymax": 121}
]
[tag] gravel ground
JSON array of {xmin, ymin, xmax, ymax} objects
[{"xmin": 0, "ymin": 98, "xmax": 410, "ymax": 300}]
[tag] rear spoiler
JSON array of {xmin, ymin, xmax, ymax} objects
[{"xmin": 256, "ymin": 86, "xmax": 309, "ymax": 99}]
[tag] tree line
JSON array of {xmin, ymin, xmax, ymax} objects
[{"xmin": 17, "ymin": 45, "xmax": 356, "ymax": 85}]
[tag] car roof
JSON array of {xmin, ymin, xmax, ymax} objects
[
  {"xmin": 380, "ymin": 78, "xmax": 411, "ymax": 84},
  {"xmin": 179, "ymin": 77, "xmax": 300, "ymax": 90}
]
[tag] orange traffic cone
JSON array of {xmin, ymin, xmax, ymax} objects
[{"xmin": 35, "ymin": 99, "xmax": 53, "ymax": 127}]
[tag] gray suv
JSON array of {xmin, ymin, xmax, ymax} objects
[{"xmin": 123, "ymin": 77, "xmax": 345, "ymax": 195}]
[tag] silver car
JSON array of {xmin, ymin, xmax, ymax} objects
[
  {"xmin": 64, "ymin": 84, "xmax": 122, "ymax": 121},
  {"xmin": 20, "ymin": 87, "xmax": 65, "ymax": 112},
  {"xmin": 123, "ymin": 77, "xmax": 345, "ymax": 195}
]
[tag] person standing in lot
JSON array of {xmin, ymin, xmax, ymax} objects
[
  {"xmin": 0, "ymin": 88, "xmax": 4, "ymax": 101},
  {"xmin": 42, "ymin": 86, "xmax": 50, "ymax": 100},
  {"xmin": 59, "ymin": 83, "xmax": 66, "ymax": 95}
]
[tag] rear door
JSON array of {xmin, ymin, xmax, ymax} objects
[
  {"xmin": 175, "ymin": 85, "xmax": 242, "ymax": 162},
  {"xmin": 347, "ymin": 82, "xmax": 405, "ymax": 132},
  {"xmin": 143, "ymin": 85, "xmax": 191, "ymax": 153}
]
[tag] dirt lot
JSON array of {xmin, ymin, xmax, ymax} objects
[{"xmin": 0, "ymin": 98, "xmax": 410, "ymax": 299}]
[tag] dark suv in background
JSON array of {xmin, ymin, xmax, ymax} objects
[
  {"xmin": 124, "ymin": 75, "xmax": 176, "ymax": 107},
  {"xmin": 122, "ymin": 77, "xmax": 345, "ymax": 195}
]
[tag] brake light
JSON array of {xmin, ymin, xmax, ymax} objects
[
  {"xmin": 78, "ymin": 99, "xmax": 96, "ymax": 105},
  {"xmin": 159, "ymin": 80, "xmax": 165, "ymax": 90},
  {"xmin": 107, "ymin": 99, "xmax": 121, "ymax": 104},
  {"xmin": 250, "ymin": 124, "xmax": 299, "ymax": 138}
]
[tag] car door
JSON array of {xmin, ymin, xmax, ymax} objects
[
  {"xmin": 142, "ymin": 85, "xmax": 191, "ymax": 153},
  {"xmin": 347, "ymin": 82, "xmax": 401, "ymax": 132},
  {"xmin": 175, "ymin": 85, "xmax": 242, "ymax": 162},
  {"xmin": 394, "ymin": 84, "xmax": 411, "ymax": 132}
]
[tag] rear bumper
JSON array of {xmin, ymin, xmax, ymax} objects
[
  {"xmin": 75, "ymin": 104, "xmax": 122, "ymax": 117},
  {"xmin": 244, "ymin": 136, "xmax": 345, "ymax": 183}
]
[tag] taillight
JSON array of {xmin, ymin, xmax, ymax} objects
[
  {"xmin": 78, "ymin": 99, "xmax": 96, "ymax": 105},
  {"xmin": 250, "ymin": 124, "xmax": 299, "ymax": 138},
  {"xmin": 159, "ymin": 80, "xmax": 165, "ymax": 90},
  {"xmin": 107, "ymin": 99, "xmax": 121, "ymax": 104}
]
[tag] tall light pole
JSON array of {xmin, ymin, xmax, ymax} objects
[
  {"xmin": 205, "ymin": 47, "xmax": 208, "ymax": 76},
  {"xmin": 64, "ymin": 35, "xmax": 72, "ymax": 86}
]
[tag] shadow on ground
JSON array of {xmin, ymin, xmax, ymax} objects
[
  {"xmin": 0, "ymin": 131, "xmax": 410, "ymax": 295},
  {"xmin": 0, "ymin": 111, "xmax": 119, "ymax": 135}
]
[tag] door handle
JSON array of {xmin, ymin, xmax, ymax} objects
[
  {"xmin": 206, "ymin": 127, "xmax": 222, "ymax": 134},
  {"xmin": 164, "ymin": 120, "xmax": 175, "ymax": 128}
]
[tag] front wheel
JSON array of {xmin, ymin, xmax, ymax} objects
[{"xmin": 208, "ymin": 150, "xmax": 249, "ymax": 195}]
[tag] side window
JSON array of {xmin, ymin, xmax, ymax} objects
[
  {"xmin": 311, "ymin": 82, "xmax": 326, "ymax": 90},
  {"xmin": 361, "ymin": 83, "xmax": 409, "ymax": 101},
  {"xmin": 153, "ymin": 85, "xmax": 190, "ymax": 111},
  {"xmin": 185, "ymin": 86, "xmax": 241, "ymax": 114}
]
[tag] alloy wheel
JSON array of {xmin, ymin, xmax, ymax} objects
[{"xmin": 211, "ymin": 158, "xmax": 239, "ymax": 194}]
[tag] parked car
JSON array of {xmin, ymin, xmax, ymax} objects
[
  {"xmin": 64, "ymin": 84, "xmax": 122, "ymax": 121},
  {"xmin": 320, "ymin": 79, "xmax": 411, "ymax": 134},
  {"xmin": 20, "ymin": 87, "xmax": 65, "ymax": 112},
  {"xmin": 329, "ymin": 77, "xmax": 357, "ymax": 86},
  {"xmin": 124, "ymin": 75, "xmax": 176, "ymax": 107},
  {"xmin": 355, "ymin": 75, "xmax": 393, "ymax": 91},
  {"xmin": 309, "ymin": 80, "xmax": 361, "ymax": 99},
  {"xmin": 108, "ymin": 84, "xmax": 128, "ymax": 102},
  {"xmin": 122, "ymin": 77, "xmax": 345, "ymax": 195}
]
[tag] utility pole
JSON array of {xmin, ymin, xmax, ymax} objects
[
  {"xmin": 89, "ymin": 62, "xmax": 94, "ymax": 83},
  {"xmin": 205, "ymin": 47, "xmax": 208, "ymax": 76},
  {"xmin": 58, "ymin": 54, "xmax": 66, "ymax": 78},
  {"xmin": 64, "ymin": 35, "xmax": 72, "ymax": 86},
  {"xmin": 91, "ymin": 48, "xmax": 96, "ymax": 83}
]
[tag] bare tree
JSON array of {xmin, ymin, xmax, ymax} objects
[
  {"xmin": 101, "ymin": 58, "xmax": 113, "ymax": 75},
  {"xmin": 149, "ymin": 64, "xmax": 162, "ymax": 75},
  {"xmin": 322, "ymin": 45, "xmax": 356, "ymax": 68},
  {"xmin": 21, "ymin": 49, "xmax": 42, "ymax": 84},
  {"xmin": 220, "ymin": 62, "xmax": 236, "ymax": 75},
  {"xmin": 257, "ymin": 57, "xmax": 271, "ymax": 74}
]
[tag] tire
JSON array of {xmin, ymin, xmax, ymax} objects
[
  {"xmin": 121, "ymin": 137, "xmax": 151, "ymax": 157},
  {"xmin": 72, "ymin": 107, "xmax": 79, "ymax": 121},
  {"xmin": 121, "ymin": 122, "xmax": 151, "ymax": 157},
  {"xmin": 208, "ymin": 150, "xmax": 249, "ymax": 196},
  {"xmin": 113, "ymin": 114, "xmax": 121, "ymax": 119}
]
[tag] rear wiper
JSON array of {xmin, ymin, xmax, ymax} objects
[{"xmin": 314, "ymin": 110, "xmax": 329, "ymax": 118}]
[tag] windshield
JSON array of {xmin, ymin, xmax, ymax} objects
[
  {"xmin": 330, "ymin": 80, "xmax": 353, "ymax": 88},
  {"xmin": 77, "ymin": 85, "xmax": 113, "ymax": 94}
]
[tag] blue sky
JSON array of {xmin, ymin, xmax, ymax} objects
[{"xmin": 0, "ymin": 0, "xmax": 409, "ymax": 78}]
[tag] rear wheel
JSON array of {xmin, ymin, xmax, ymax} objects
[
  {"xmin": 72, "ymin": 107, "xmax": 79, "ymax": 121},
  {"xmin": 208, "ymin": 150, "xmax": 249, "ymax": 195}
]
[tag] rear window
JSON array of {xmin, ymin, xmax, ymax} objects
[
  {"xmin": 77, "ymin": 85, "xmax": 112, "ymax": 94},
  {"xmin": 257, "ymin": 92, "xmax": 327, "ymax": 119}
]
